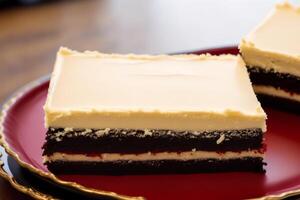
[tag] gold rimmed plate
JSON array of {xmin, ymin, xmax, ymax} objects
[{"xmin": 1, "ymin": 47, "xmax": 300, "ymax": 200}]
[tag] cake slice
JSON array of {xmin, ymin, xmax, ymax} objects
[
  {"xmin": 239, "ymin": 2, "xmax": 300, "ymax": 111},
  {"xmin": 43, "ymin": 47, "xmax": 267, "ymax": 174}
]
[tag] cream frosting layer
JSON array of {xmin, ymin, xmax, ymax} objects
[
  {"xmin": 240, "ymin": 2, "xmax": 300, "ymax": 77},
  {"xmin": 44, "ymin": 150, "xmax": 263, "ymax": 163},
  {"xmin": 254, "ymin": 85, "xmax": 300, "ymax": 102},
  {"xmin": 44, "ymin": 47, "xmax": 266, "ymax": 131}
]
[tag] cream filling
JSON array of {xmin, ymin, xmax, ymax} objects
[
  {"xmin": 44, "ymin": 150, "xmax": 263, "ymax": 163},
  {"xmin": 254, "ymin": 85, "xmax": 300, "ymax": 102}
]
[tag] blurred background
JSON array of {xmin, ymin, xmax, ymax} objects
[
  {"xmin": 0, "ymin": 0, "xmax": 295, "ymax": 198},
  {"xmin": 1, "ymin": 0, "xmax": 290, "ymax": 104}
]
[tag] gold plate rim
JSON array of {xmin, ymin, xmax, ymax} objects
[{"xmin": 0, "ymin": 146, "xmax": 57, "ymax": 200}]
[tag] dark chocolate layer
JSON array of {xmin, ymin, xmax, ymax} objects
[
  {"xmin": 45, "ymin": 157, "xmax": 265, "ymax": 174},
  {"xmin": 248, "ymin": 66, "xmax": 300, "ymax": 94},
  {"xmin": 43, "ymin": 128, "xmax": 263, "ymax": 155},
  {"xmin": 257, "ymin": 94, "xmax": 300, "ymax": 113}
]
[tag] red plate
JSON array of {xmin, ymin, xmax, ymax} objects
[{"xmin": 2, "ymin": 47, "xmax": 300, "ymax": 200}]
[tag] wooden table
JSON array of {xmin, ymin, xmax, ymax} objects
[{"xmin": 0, "ymin": 0, "xmax": 279, "ymax": 199}]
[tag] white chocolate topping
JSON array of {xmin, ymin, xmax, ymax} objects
[
  {"xmin": 254, "ymin": 85, "xmax": 300, "ymax": 103},
  {"xmin": 44, "ymin": 48, "xmax": 266, "ymax": 131}
]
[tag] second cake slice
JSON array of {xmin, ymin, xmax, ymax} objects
[
  {"xmin": 43, "ymin": 48, "xmax": 267, "ymax": 174},
  {"xmin": 240, "ymin": 2, "xmax": 300, "ymax": 111}
]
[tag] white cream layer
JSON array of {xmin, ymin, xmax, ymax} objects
[
  {"xmin": 44, "ymin": 48, "xmax": 266, "ymax": 132},
  {"xmin": 240, "ymin": 2, "xmax": 300, "ymax": 77},
  {"xmin": 254, "ymin": 85, "xmax": 300, "ymax": 102},
  {"xmin": 44, "ymin": 151, "xmax": 263, "ymax": 162}
]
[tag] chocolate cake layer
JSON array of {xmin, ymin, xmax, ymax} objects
[
  {"xmin": 45, "ymin": 157, "xmax": 265, "ymax": 174},
  {"xmin": 257, "ymin": 94, "xmax": 300, "ymax": 113},
  {"xmin": 43, "ymin": 128, "xmax": 263, "ymax": 155},
  {"xmin": 248, "ymin": 66, "xmax": 300, "ymax": 94}
]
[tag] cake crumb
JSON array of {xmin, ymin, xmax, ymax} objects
[
  {"xmin": 144, "ymin": 129, "xmax": 152, "ymax": 136},
  {"xmin": 81, "ymin": 129, "xmax": 92, "ymax": 135},
  {"xmin": 95, "ymin": 129, "xmax": 107, "ymax": 137},
  {"xmin": 193, "ymin": 131, "xmax": 200, "ymax": 136},
  {"xmin": 54, "ymin": 131, "xmax": 65, "ymax": 142},
  {"xmin": 216, "ymin": 134, "xmax": 225, "ymax": 144},
  {"xmin": 64, "ymin": 127, "xmax": 73, "ymax": 132}
]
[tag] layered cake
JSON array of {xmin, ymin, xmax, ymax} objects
[
  {"xmin": 240, "ymin": 2, "xmax": 300, "ymax": 110},
  {"xmin": 43, "ymin": 48, "xmax": 267, "ymax": 174}
]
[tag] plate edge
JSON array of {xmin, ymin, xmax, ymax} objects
[{"xmin": 0, "ymin": 146, "xmax": 57, "ymax": 200}]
